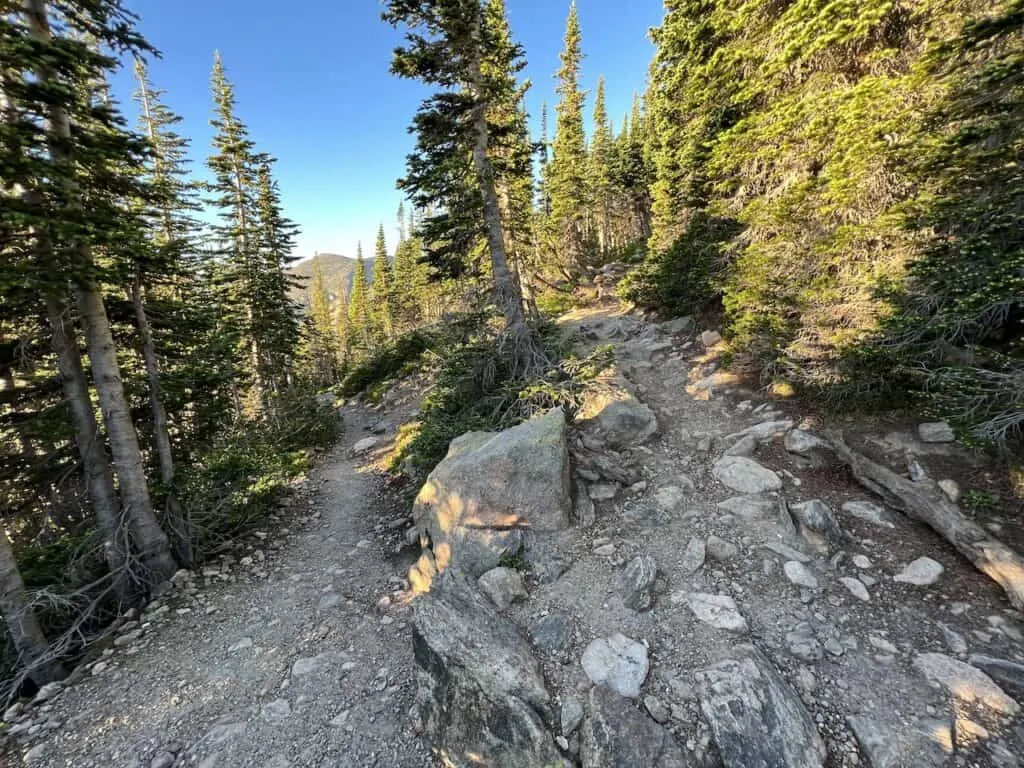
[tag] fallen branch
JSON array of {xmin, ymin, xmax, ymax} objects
[{"xmin": 826, "ymin": 430, "xmax": 1024, "ymax": 610}]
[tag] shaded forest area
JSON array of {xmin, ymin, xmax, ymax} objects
[{"xmin": 1, "ymin": 0, "xmax": 1021, "ymax": 704}]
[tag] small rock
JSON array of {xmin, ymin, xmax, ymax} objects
[
  {"xmin": 588, "ymin": 483, "xmax": 618, "ymax": 501},
  {"xmin": 681, "ymin": 537, "xmax": 706, "ymax": 574},
  {"xmin": 644, "ymin": 694, "xmax": 672, "ymax": 724},
  {"xmin": 150, "ymin": 753, "xmax": 175, "ymax": 768},
  {"xmin": 784, "ymin": 561, "xmax": 819, "ymax": 589},
  {"xmin": 32, "ymin": 682, "xmax": 63, "ymax": 705},
  {"xmin": 724, "ymin": 435, "xmax": 758, "ymax": 457},
  {"xmin": 685, "ymin": 593, "xmax": 748, "ymax": 633},
  {"xmin": 228, "ymin": 637, "xmax": 254, "ymax": 653},
  {"xmin": 938, "ymin": 623, "xmax": 968, "ymax": 655},
  {"xmin": 908, "ymin": 458, "xmax": 927, "ymax": 482},
  {"xmin": 852, "ymin": 555, "xmax": 872, "ymax": 569},
  {"xmin": 261, "ymin": 698, "xmax": 292, "ymax": 722},
  {"xmin": 91, "ymin": 661, "xmax": 110, "ymax": 676},
  {"xmin": 763, "ymin": 542, "xmax": 812, "ymax": 564},
  {"xmin": 839, "ymin": 577, "xmax": 870, "ymax": 602},
  {"xmin": 329, "ymin": 710, "xmax": 350, "ymax": 728},
  {"xmin": 894, "ymin": 557, "xmax": 944, "ymax": 586},
  {"xmin": 712, "ymin": 456, "xmax": 783, "ymax": 494},
  {"xmin": 560, "ymin": 696, "xmax": 584, "ymax": 735},
  {"xmin": 575, "ymin": 492, "xmax": 596, "ymax": 528},
  {"xmin": 718, "ymin": 496, "xmax": 775, "ymax": 522},
  {"xmin": 918, "ymin": 422, "xmax": 955, "ymax": 443},
  {"xmin": 841, "ymin": 500, "xmax": 896, "ymax": 529},
  {"xmin": 786, "ymin": 623, "xmax": 824, "ymax": 662},
  {"xmin": 783, "ymin": 429, "xmax": 831, "ymax": 457},
  {"xmin": 351, "ymin": 436, "xmax": 378, "ymax": 455},
  {"xmin": 292, "ymin": 655, "xmax": 324, "ymax": 676},
  {"xmin": 701, "ymin": 330, "xmax": 723, "ymax": 347},
  {"xmin": 24, "ymin": 744, "xmax": 48, "ymax": 765},
  {"xmin": 477, "ymin": 567, "xmax": 528, "ymax": 610},
  {"xmin": 530, "ymin": 614, "xmax": 573, "ymax": 656},
  {"xmin": 621, "ymin": 556, "xmax": 658, "ymax": 611},
  {"xmin": 706, "ymin": 535, "xmax": 738, "ymax": 561},
  {"xmin": 938, "ymin": 479, "xmax": 961, "ymax": 503},
  {"xmin": 790, "ymin": 499, "xmax": 845, "ymax": 546},
  {"xmin": 594, "ymin": 543, "xmax": 616, "ymax": 557},
  {"xmin": 581, "ymin": 634, "xmax": 650, "ymax": 698},
  {"xmin": 3, "ymin": 702, "xmax": 23, "ymax": 722},
  {"xmin": 113, "ymin": 629, "xmax": 144, "ymax": 647}
]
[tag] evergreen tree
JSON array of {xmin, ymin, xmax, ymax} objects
[
  {"xmin": 548, "ymin": 1, "xmax": 589, "ymax": 270},
  {"xmin": 371, "ymin": 224, "xmax": 395, "ymax": 340},
  {"xmin": 309, "ymin": 256, "xmax": 336, "ymax": 383},
  {"xmin": 384, "ymin": 0, "xmax": 545, "ymax": 372},
  {"xmin": 348, "ymin": 243, "xmax": 371, "ymax": 354},
  {"xmin": 589, "ymin": 76, "xmax": 613, "ymax": 255}
]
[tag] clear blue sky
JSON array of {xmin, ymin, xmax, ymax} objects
[{"xmin": 112, "ymin": 1, "xmax": 664, "ymax": 261}]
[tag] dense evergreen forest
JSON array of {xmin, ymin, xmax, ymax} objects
[{"xmin": 0, "ymin": 0, "xmax": 1021, "ymax": 699}]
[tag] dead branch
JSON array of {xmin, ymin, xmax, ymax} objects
[{"xmin": 826, "ymin": 430, "xmax": 1024, "ymax": 610}]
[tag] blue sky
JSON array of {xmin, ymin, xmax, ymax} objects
[{"xmin": 111, "ymin": 1, "xmax": 664, "ymax": 261}]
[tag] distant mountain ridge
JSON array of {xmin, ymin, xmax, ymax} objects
[{"xmin": 289, "ymin": 252, "xmax": 375, "ymax": 307}]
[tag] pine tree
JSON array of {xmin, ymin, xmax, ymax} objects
[
  {"xmin": 548, "ymin": 1, "xmax": 589, "ymax": 271},
  {"xmin": 384, "ymin": 0, "xmax": 545, "ymax": 372},
  {"xmin": 19, "ymin": 0, "xmax": 177, "ymax": 591},
  {"xmin": 371, "ymin": 224, "xmax": 395, "ymax": 340},
  {"xmin": 589, "ymin": 76, "xmax": 613, "ymax": 255},
  {"xmin": 348, "ymin": 243, "xmax": 371, "ymax": 354},
  {"xmin": 309, "ymin": 256, "xmax": 336, "ymax": 383}
]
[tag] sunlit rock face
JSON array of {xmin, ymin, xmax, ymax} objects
[{"xmin": 409, "ymin": 408, "xmax": 572, "ymax": 590}]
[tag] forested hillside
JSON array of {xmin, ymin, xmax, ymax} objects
[{"xmin": 0, "ymin": 0, "xmax": 1021, "ymax": 713}]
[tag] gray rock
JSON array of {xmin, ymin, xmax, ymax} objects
[
  {"xmin": 789, "ymin": 499, "xmax": 845, "ymax": 546},
  {"xmin": 763, "ymin": 542, "xmax": 812, "ymax": 564},
  {"xmin": 621, "ymin": 556, "xmax": 658, "ymax": 612},
  {"xmin": 918, "ymin": 422, "xmax": 955, "ymax": 443},
  {"xmin": 894, "ymin": 557, "xmax": 944, "ymax": 586},
  {"xmin": 685, "ymin": 593, "xmax": 748, "ymax": 633},
  {"xmin": 291, "ymin": 655, "xmax": 325, "ymax": 676},
  {"xmin": 938, "ymin": 479, "xmax": 961, "ymax": 502},
  {"xmin": 33, "ymin": 682, "xmax": 63, "ymax": 704},
  {"xmin": 706, "ymin": 536, "xmax": 739, "ymax": 561},
  {"xmin": 968, "ymin": 655, "xmax": 1024, "ymax": 699},
  {"xmin": 575, "ymin": 490, "xmax": 597, "ymax": 528},
  {"xmin": 712, "ymin": 456, "xmax": 783, "ymax": 494},
  {"xmin": 561, "ymin": 695, "xmax": 584, "ymax": 735},
  {"xmin": 938, "ymin": 623, "xmax": 968, "ymax": 655},
  {"xmin": 317, "ymin": 593, "xmax": 342, "ymax": 612},
  {"xmin": 588, "ymin": 483, "xmax": 619, "ymax": 501},
  {"xmin": 661, "ymin": 317, "xmax": 695, "ymax": 335},
  {"xmin": 478, "ymin": 567, "xmax": 527, "ymax": 610},
  {"xmin": 841, "ymin": 500, "xmax": 896, "ymax": 529},
  {"xmin": 529, "ymin": 613, "xmax": 573, "ymax": 657},
  {"xmin": 261, "ymin": 699, "xmax": 292, "ymax": 722},
  {"xmin": 644, "ymin": 695, "xmax": 671, "ymax": 724},
  {"xmin": 24, "ymin": 744, "xmax": 48, "ymax": 765},
  {"xmin": 727, "ymin": 420, "xmax": 795, "ymax": 442},
  {"xmin": 913, "ymin": 652, "xmax": 1019, "ymax": 715},
  {"xmin": 581, "ymin": 685, "xmax": 693, "ymax": 768},
  {"xmin": 412, "ymin": 571, "xmax": 561, "ymax": 766},
  {"xmin": 701, "ymin": 330, "xmax": 723, "ymax": 347},
  {"xmin": 351, "ymin": 436, "xmax": 378, "ymax": 455},
  {"xmin": 853, "ymin": 555, "xmax": 872, "ymax": 569},
  {"xmin": 785, "ymin": 623, "xmax": 823, "ymax": 662},
  {"xmin": 579, "ymin": 389, "xmax": 659, "ymax": 450},
  {"xmin": 723, "ymin": 435, "xmax": 758, "ymax": 457},
  {"xmin": 581, "ymin": 634, "xmax": 650, "ymax": 698},
  {"xmin": 411, "ymin": 409, "xmax": 571, "ymax": 579},
  {"xmin": 150, "ymin": 753, "xmax": 175, "ymax": 768},
  {"xmin": 839, "ymin": 577, "xmax": 870, "ymax": 602},
  {"xmin": 783, "ymin": 429, "xmax": 829, "ymax": 456},
  {"xmin": 784, "ymin": 561, "xmax": 818, "ymax": 589},
  {"xmin": 696, "ymin": 648, "xmax": 826, "ymax": 768},
  {"xmin": 681, "ymin": 537, "xmax": 706, "ymax": 575},
  {"xmin": 228, "ymin": 637, "xmax": 254, "ymax": 653},
  {"xmin": 113, "ymin": 628, "xmax": 144, "ymax": 647},
  {"xmin": 848, "ymin": 714, "xmax": 952, "ymax": 768},
  {"xmin": 717, "ymin": 496, "xmax": 775, "ymax": 522}
]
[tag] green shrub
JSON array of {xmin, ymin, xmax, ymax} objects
[{"xmin": 339, "ymin": 330, "xmax": 430, "ymax": 398}]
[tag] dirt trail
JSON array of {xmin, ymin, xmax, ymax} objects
[{"xmin": 14, "ymin": 402, "xmax": 433, "ymax": 768}]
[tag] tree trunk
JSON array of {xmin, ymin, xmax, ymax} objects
[
  {"xmin": 467, "ymin": 29, "xmax": 546, "ymax": 376},
  {"xmin": 77, "ymin": 286, "xmax": 177, "ymax": 586},
  {"xmin": 44, "ymin": 296, "xmax": 130, "ymax": 595},
  {"xmin": 25, "ymin": 0, "xmax": 177, "ymax": 589},
  {"xmin": 130, "ymin": 272, "xmax": 193, "ymax": 567},
  {"xmin": 828, "ymin": 431, "xmax": 1024, "ymax": 610},
  {"xmin": 0, "ymin": 529, "xmax": 65, "ymax": 686}
]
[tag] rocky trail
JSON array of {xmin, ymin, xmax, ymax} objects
[
  {"xmin": 5, "ymin": 401, "xmax": 433, "ymax": 768},
  {"xmin": 6, "ymin": 303, "xmax": 1024, "ymax": 768}
]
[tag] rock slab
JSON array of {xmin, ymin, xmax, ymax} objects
[
  {"xmin": 696, "ymin": 649, "xmax": 826, "ymax": 768},
  {"xmin": 913, "ymin": 652, "xmax": 1019, "ymax": 716},
  {"xmin": 848, "ymin": 714, "xmax": 952, "ymax": 768},
  {"xmin": 411, "ymin": 409, "xmax": 571, "ymax": 580},
  {"xmin": 686, "ymin": 593, "xmax": 748, "ymax": 633},
  {"xmin": 581, "ymin": 685, "xmax": 693, "ymax": 768},
  {"xmin": 412, "ymin": 571, "xmax": 561, "ymax": 767},
  {"xmin": 581, "ymin": 634, "xmax": 649, "ymax": 698}
]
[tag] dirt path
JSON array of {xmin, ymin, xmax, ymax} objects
[{"xmin": 15, "ymin": 402, "xmax": 433, "ymax": 768}]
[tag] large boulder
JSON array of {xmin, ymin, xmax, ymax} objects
[
  {"xmin": 412, "ymin": 409, "xmax": 572, "ymax": 581},
  {"xmin": 581, "ymin": 685, "xmax": 694, "ymax": 768},
  {"xmin": 412, "ymin": 571, "xmax": 563, "ymax": 767},
  {"xmin": 695, "ymin": 648, "xmax": 826, "ymax": 768}
]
